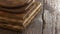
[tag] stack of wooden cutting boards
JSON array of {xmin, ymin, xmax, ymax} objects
[{"xmin": 0, "ymin": 0, "xmax": 42, "ymax": 31}]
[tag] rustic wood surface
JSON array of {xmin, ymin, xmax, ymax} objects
[
  {"xmin": 0, "ymin": 0, "xmax": 60, "ymax": 34},
  {"xmin": 0, "ymin": 6, "xmax": 43, "ymax": 34},
  {"xmin": 43, "ymin": 0, "xmax": 60, "ymax": 34}
]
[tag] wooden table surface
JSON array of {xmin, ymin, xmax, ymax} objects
[
  {"xmin": 0, "ymin": 11, "xmax": 43, "ymax": 34},
  {"xmin": 0, "ymin": 7, "xmax": 43, "ymax": 34},
  {"xmin": 1, "ymin": 0, "xmax": 60, "ymax": 34},
  {"xmin": 0, "ymin": 0, "xmax": 43, "ymax": 34}
]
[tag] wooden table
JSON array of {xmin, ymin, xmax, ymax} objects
[
  {"xmin": 0, "ymin": 0, "xmax": 43, "ymax": 34},
  {"xmin": 0, "ymin": 8, "xmax": 43, "ymax": 34}
]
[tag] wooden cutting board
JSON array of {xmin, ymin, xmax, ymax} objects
[
  {"xmin": 0, "ymin": 0, "xmax": 34, "ymax": 13},
  {"xmin": 0, "ymin": 0, "xmax": 31, "ymax": 8},
  {"xmin": 0, "ymin": 0, "xmax": 36, "ymax": 20},
  {"xmin": 0, "ymin": 2, "xmax": 41, "ymax": 31},
  {"xmin": 0, "ymin": 2, "xmax": 42, "ymax": 28}
]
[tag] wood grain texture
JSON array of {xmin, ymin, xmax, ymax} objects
[
  {"xmin": 0, "ymin": 0, "xmax": 43, "ymax": 34},
  {"xmin": 1, "ymin": 0, "xmax": 59, "ymax": 34},
  {"xmin": 0, "ymin": 7, "xmax": 43, "ymax": 34},
  {"xmin": 0, "ymin": 0, "xmax": 34, "ymax": 13},
  {"xmin": 0, "ymin": 0, "xmax": 31, "ymax": 7},
  {"xmin": 43, "ymin": 0, "xmax": 59, "ymax": 34}
]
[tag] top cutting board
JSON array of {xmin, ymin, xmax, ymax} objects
[{"xmin": 0, "ymin": 0, "xmax": 32, "ymax": 8}]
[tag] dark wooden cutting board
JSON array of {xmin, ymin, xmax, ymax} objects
[{"xmin": 0, "ymin": 0, "xmax": 31, "ymax": 8}]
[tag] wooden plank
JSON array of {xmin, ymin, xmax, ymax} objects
[
  {"xmin": 0, "ymin": 8, "xmax": 43, "ymax": 34},
  {"xmin": 43, "ymin": 0, "xmax": 58, "ymax": 34},
  {"xmin": 21, "ymin": 9, "xmax": 43, "ymax": 34},
  {"xmin": 43, "ymin": 0, "xmax": 60, "ymax": 34},
  {"xmin": 0, "ymin": 0, "xmax": 43, "ymax": 34},
  {"xmin": 55, "ymin": 0, "xmax": 60, "ymax": 34}
]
